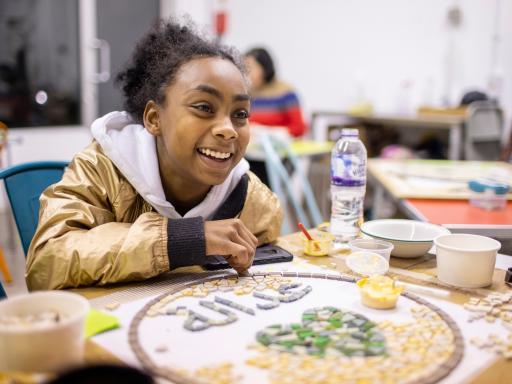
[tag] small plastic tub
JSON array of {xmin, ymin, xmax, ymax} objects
[
  {"xmin": 349, "ymin": 238, "xmax": 394, "ymax": 262},
  {"xmin": 345, "ymin": 251, "xmax": 389, "ymax": 276},
  {"xmin": 357, "ymin": 275, "xmax": 403, "ymax": 310},
  {"xmin": 302, "ymin": 232, "xmax": 334, "ymax": 256},
  {"xmin": 468, "ymin": 178, "xmax": 510, "ymax": 211}
]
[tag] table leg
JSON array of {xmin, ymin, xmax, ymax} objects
[
  {"xmin": 449, "ymin": 123, "xmax": 462, "ymax": 160},
  {"xmin": 371, "ymin": 184, "xmax": 385, "ymax": 220}
]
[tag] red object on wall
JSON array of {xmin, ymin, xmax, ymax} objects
[{"xmin": 215, "ymin": 11, "xmax": 227, "ymax": 36}]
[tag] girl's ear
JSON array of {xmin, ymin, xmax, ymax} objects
[{"xmin": 143, "ymin": 101, "xmax": 161, "ymax": 136}]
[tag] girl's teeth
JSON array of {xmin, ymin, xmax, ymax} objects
[{"xmin": 199, "ymin": 148, "xmax": 230, "ymax": 159}]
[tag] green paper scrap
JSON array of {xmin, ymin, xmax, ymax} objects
[{"xmin": 84, "ymin": 308, "xmax": 120, "ymax": 338}]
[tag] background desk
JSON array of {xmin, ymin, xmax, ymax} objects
[
  {"xmin": 368, "ymin": 159, "xmax": 512, "ymax": 200},
  {"xmin": 311, "ymin": 111, "xmax": 465, "ymax": 160},
  {"xmin": 345, "ymin": 113, "xmax": 465, "ymax": 160},
  {"xmin": 368, "ymin": 159, "xmax": 512, "ymax": 245}
]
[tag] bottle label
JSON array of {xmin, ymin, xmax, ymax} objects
[{"xmin": 331, "ymin": 155, "xmax": 366, "ymax": 187}]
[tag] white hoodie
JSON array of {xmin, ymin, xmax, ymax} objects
[{"xmin": 91, "ymin": 111, "xmax": 250, "ymax": 220}]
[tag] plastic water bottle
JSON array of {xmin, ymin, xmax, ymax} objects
[{"xmin": 330, "ymin": 128, "xmax": 367, "ymax": 242}]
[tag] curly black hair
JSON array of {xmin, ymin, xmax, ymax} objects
[{"xmin": 116, "ymin": 19, "xmax": 245, "ymax": 123}]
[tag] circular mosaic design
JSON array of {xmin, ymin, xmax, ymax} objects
[
  {"xmin": 256, "ymin": 307, "xmax": 387, "ymax": 357},
  {"xmin": 128, "ymin": 272, "xmax": 464, "ymax": 384}
]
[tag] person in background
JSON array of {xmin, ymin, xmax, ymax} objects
[
  {"xmin": 26, "ymin": 19, "xmax": 283, "ymax": 290},
  {"xmin": 244, "ymin": 47, "xmax": 307, "ymax": 138}
]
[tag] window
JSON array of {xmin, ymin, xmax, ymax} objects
[{"xmin": 0, "ymin": 0, "xmax": 80, "ymax": 127}]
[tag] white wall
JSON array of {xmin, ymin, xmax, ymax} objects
[
  {"xmin": 6, "ymin": 0, "xmax": 511, "ymax": 166},
  {"xmin": 0, "ymin": 127, "xmax": 91, "ymax": 211},
  {"xmin": 6, "ymin": 127, "xmax": 91, "ymax": 165},
  {"xmin": 172, "ymin": 0, "xmax": 512, "ymax": 138}
]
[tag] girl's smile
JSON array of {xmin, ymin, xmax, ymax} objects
[{"xmin": 144, "ymin": 56, "xmax": 251, "ymax": 211}]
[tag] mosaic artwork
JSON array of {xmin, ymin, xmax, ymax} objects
[
  {"xmin": 128, "ymin": 272, "xmax": 463, "ymax": 384},
  {"xmin": 255, "ymin": 307, "xmax": 387, "ymax": 357}
]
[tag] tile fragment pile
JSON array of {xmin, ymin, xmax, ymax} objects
[
  {"xmin": 464, "ymin": 291, "xmax": 512, "ymax": 360},
  {"xmin": 464, "ymin": 292, "xmax": 512, "ymax": 328},
  {"xmin": 193, "ymin": 362, "xmax": 242, "ymax": 384},
  {"xmin": 0, "ymin": 310, "xmax": 64, "ymax": 330}
]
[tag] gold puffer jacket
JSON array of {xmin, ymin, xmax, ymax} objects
[{"xmin": 26, "ymin": 141, "xmax": 283, "ymax": 290}]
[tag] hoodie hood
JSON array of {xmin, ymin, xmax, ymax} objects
[{"xmin": 91, "ymin": 111, "xmax": 250, "ymax": 220}]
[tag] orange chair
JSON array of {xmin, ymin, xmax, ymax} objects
[
  {"xmin": 0, "ymin": 122, "xmax": 12, "ymax": 284},
  {"xmin": 0, "ymin": 248, "xmax": 12, "ymax": 284}
]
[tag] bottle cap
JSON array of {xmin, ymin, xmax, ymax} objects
[{"xmin": 341, "ymin": 128, "xmax": 359, "ymax": 137}]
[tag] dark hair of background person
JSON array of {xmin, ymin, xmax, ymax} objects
[
  {"xmin": 116, "ymin": 19, "xmax": 246, "ymax": 123},
  {"xmin": 47, "ymin": 364, "xmax": 154, "ymax": 384},
  {"xmin": 245, "ymin": 47, "xmax": 275, "ymax": 84},
  {"xmin": 460, "ymin": 90, "xmax": 489, "ymax": 106}
]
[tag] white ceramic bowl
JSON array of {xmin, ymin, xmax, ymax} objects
[
  {"xmin": 434, "ymin": 233, "xmax": 501, "ymax": 288},
  {"xmin": 0, "ymin": 291, "xmax": 90, "ymax": 372},
  {"xmin": 360, "ymin": 219, "xmax": 451, "ymax": 258}
]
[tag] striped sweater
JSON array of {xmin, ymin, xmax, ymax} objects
[{"xmin": 249, "ymin": 80, "xmax": 307, "ymax": 137}]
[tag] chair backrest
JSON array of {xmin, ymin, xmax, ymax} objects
[
  {"xmin": 0, "ymin": 161, "xmax": 68, "ymax": 256},
  {"xmin": 464, "ymin": 101, "xmax": 503, "ymax": 160},
  {"xmin": 0, "ymin": 280, "xmax": 6, "ymax": 299},
  {"xmin": 259, "ymin": 133, "xmax": 323, "ymax": 234}
]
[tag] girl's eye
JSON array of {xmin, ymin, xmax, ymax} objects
[
  {"xmin": 193, "ymin": 103, "xmax": 213, "ymax": 114},
  {"xmin": 234, "ymin": 109, "xmax": 250, "ymax": 119}
]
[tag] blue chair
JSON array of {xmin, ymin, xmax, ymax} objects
[
  {"xmin": 0, "ymin": 161, "xmax": 68, "ymax": 256},
  {"xmin": 0, "ymin": 280, "xmax": 6, "ymax": 299},
  {"xmin": 259, "ymin": 133, "xmax": 323, "ymax": 234}
]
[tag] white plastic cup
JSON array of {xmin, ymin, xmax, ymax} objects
[
  {"xmin": 434, "ymin": 234, "xmax": 501, "ymax": 288},
  {"xmin": 0, "ymin": 291, "xmax": 90, "ymax": 372}
]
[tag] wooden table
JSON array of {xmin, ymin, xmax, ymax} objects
[{"xmin": 71, "ymin": 229, "xmax": 512, "ymax": 384}]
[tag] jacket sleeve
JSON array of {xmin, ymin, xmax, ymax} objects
[
  {"xmin": 26, "ymin": 147, "xmax": 170, "ymax": 290},
  {"xmin": 239, "ymin": 172, "xmax": 284, "ymax": 245}
]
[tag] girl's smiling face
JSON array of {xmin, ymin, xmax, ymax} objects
[{"xmin": 144, "ymin": 57, "xmax": 250, "ymax": 201}]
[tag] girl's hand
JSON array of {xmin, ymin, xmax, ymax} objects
[{"xmin": 204, "ymin": 219, "xmax": 258, "ymax": 273}]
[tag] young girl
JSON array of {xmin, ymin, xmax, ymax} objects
[{"xmin": 26, "ymin": 20, "xmax": 283, "ymax": 290}]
